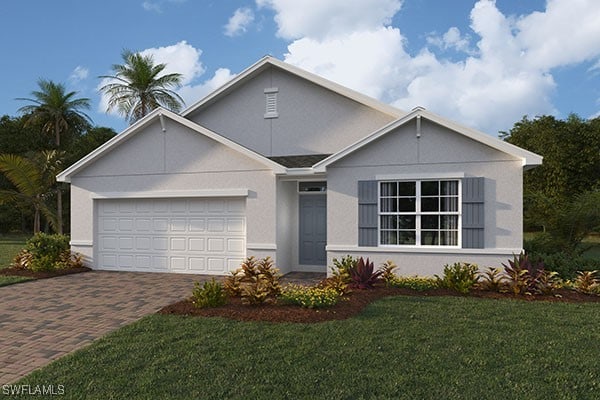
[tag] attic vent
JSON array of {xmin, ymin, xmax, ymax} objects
[{"xmin": 264, "ymin": 87, "xmax": 278, "ymax": 118}]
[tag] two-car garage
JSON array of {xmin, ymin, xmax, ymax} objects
[{"xmin": 96, "ymin": 197, "xmax": 246, "ymax": 274}]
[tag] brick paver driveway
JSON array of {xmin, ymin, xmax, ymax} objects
[{"xmin": 0, "ymin": 271, "xmax": 203, "ymax": 384}]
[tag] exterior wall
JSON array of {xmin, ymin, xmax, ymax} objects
[
  {"xmin": 188, "ymin": 66, "xmax": 395, "ymax": 157},
  {"xmin": 69, "ymin": 119, "xmax": 278, "ymax": 268},
  {"xmin": 276, "ymin": 180, "xmax": 296, "ymax": 274},
  {"xmin": 326, "ymin": 119, "xmax": 524, "ymax": 276}
]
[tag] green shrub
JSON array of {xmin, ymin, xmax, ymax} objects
[
  {"xmin": 25, "ymin": 233, "xmax": 70, "ymax": 261},
  {"xmin": 436, "ymin": 262, "xmax": 479, "ymax": 294},
  {"xmin": 29, "ymin": 254, "xmax": 56, "ymax": 272},
  {"xmin": 528, "ymin": 252, "xmax": 600, "ymax": 280},
  {"xmin": 280, "ymin": 284, "xmax": 341, "ymax": 309},
  {"xmin": 502, "ymin": 252, "xmax": 561, "ymax": 295},
  {"xmin": 348, "ymin": 257, "xmax": 382, "ymax": 289},
  {"xmin": 330, "ymin": 255, "xmax": 356, "ymax": 283},
  {"xmin": 192, "ymin": 278, "xmax": 228, "ymax": 308},
  {"xmin": 477, "ymin": 267, "xmax": 507, "ymax": 292},
  {"xmin": 379, "ymin": 260, "xmax": 398, "ymax": 286},
  {"xmin": 223, "ymin": 257, "xmax": 281, "ymax": 305},
  {"xmin": 387, "ymin": 275, "xmax": 438, "ymax": 291},
  {"xmin": 12, "ymin": 233, "xmax": 83, "ymax": 272},
  {"xmin": 572, "ymin": 270, "xmax": 600, "ymax": 295}
]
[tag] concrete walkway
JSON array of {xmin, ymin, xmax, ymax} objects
[
  {"xmin": 0, "ymin": 271, "xmax": 201, "ymax": 384},
  {"xmin": 0, "ymin": 270, "xmax": 325, "ymax": 384}
]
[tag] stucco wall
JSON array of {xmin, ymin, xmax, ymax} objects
[
  {"xmin": 69, "ymin": 119, "xmax": 278, "ymax": 267},
  {"xmin": 188, "ymin": 66, "xmax": 395, "ymax": 157},
  {"xmin": 326, "ymin": 118, "xmax": 524, "ymax": 275}
]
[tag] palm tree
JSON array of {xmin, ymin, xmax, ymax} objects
[
  {"xmin": 17, "ymin": 80, "xmax": 92, "ymax": 234},
  {"xmin": 17, "ymin": 79, "xmax": 92, "ymax": 148},
  {"xmin": 99, "ymin": 50, "xmax": 185, "ymax": 124},
  {"xmin": 0, "ymin": 151, "xmax": 63, "ymax": 233}
]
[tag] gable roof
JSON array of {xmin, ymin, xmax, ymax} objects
[
  {"xmin": 57, "ymin": 108, "xmax": 286, "ymax": 182},
  {"xmin": 313, "ymin": 107, "xmax": 543, "ymax": 172},
  {"xmin": 182, "ymin": 56, "xmax": 404, "ymax": 119}
]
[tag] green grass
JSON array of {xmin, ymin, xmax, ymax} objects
[
  {"xmin": 0, "ymin": 275, "xmax": 32, "ymax": 287},
  {"xmin": 0, "ymin": 234, "xmax": 31, "ymax": 287},
  {"xmin": 0, "ymin": 233, "xmax": 28, "ymax": 269},
  {"xmin": 17, "ymin": 296, "xmax": 600, "ymax": 399}
]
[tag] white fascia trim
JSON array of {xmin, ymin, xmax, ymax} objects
[
  {"xmin": 90, "ymin": 189, "xmax": 249, "ymax": 199},
  {"xmin": 70, "ymin": 240, "xmax": 93, "ymax": 247},
  {"xmin": 182, "ymin": 56, "xmax": 404, "ymax": 119},
  {"xmin": 326, "ymin": 245, "xmax": 522, "ymax": 255},
  {"xmin": 314, "ymin": 109, "xmax": 543, "ymax": 172},
  {"xmin": 247, "ymin": 243, "xmax": 277, "ymax": 251},
  {"xmin": 376, "ymin": 172, "xmax": 466, "ymax": 180}
]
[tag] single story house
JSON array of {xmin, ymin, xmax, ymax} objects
[{"xmin": 57, "ymin": 56, "xmax": 542, "ymax": 276}]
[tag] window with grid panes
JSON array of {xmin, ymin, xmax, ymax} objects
[{"xmin": 379, "ymin": 180, "xmax": 460, "ymax": 246}]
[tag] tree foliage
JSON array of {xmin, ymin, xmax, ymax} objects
[
  {"xmin": 17, "ymin": 79, "xmax": 92, "ymax": 148},
  {"xmin": 99, "ymin": 50, "xmax": 184, "ymax": 124},
  {"xmin": 502, "ymin": 114, "xmax": 600, "ymax": 253}
]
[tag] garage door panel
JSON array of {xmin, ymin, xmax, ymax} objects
[
  {"xmin": 189, "ymin": 238, "xmax": 205, "ymax": 251},
  {"xmin": 170, "ymin": 219, "xmax": 186, "ymax": 232},
  {"xmin": 119, "ymin": 237, "xmax": 134, "ymax": 250},
  {"xmin": 189, "ymin": 219, "xmax": 205, "ymax": 232},
  {"xmin": 170, "ymin": 237, "xmax": 186, "ymax": 251},
  {"xmin": 97, "ymin": 197, "xmax": 246, "ymax": 274}
]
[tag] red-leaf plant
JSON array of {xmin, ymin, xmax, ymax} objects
[{"xmin": 348, "ymin": 257, "xmax": 382, "ymax": 289}]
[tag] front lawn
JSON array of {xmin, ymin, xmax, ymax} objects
[
  {"xmin": 0, "ymin": 233, "xmax": 28, "ymax": 269},
  {"xmin": 0, "ymin": 234, "xmax": 32, "ymax": 286},
  {"xmin": 18, "ymin": 296, "xmax": 600, "ymax": 399}
]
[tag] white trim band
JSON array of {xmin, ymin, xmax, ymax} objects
[
  {"xmin": 90, "ymin": 189, "xmax": 249, "ymax": 199},
  {"xmin": 247, "ymin": 243, "xmax": 277, "ymax": 251},
  {"xmin": 326, "ymin": 245, "xmax": 522, "ymax": 255},
  {"xmin": 70, "ymin": 240, "xmax": 93, "ymax": 247},
  {"xmin": 376, "ymin": 172, "xmax": 466, "ymax": 180}
]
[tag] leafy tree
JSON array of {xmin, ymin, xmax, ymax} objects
[
  {"xmin": 503, "ymin": 115, "xmax": 600, "ymax": 202},
  {"xmin": 502, "ymin": 114, "xmax": 600, "ymax": 253},
  {"xmin": 99, "ymin": 49, "xmax": 184, "ymax": 124},
  {"xmin": 17, "ymin": 79, "xmax": 92, "ymax": 148},
  {"xmin": 17, "ymin": 79, "xmax": 92, "ymax": 234},
  {"xmin": 0, "ymin": 151, "xmax": 63, "ymax": 233}
]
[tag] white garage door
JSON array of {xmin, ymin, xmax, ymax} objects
[{"xmin": 96, "ymin": 197, "xmax": 246, "ymax": 274}]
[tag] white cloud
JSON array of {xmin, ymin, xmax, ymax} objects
[
  {"xmin": 140, "ymin": 40, "xmax": 205, "ymax": 85},
  {"xmin": 142, "ymin": 1, "xmax": 162, "ymax": 13},
  {"xmin": 266, "ymin": 0, "xmax": 600, "ymax": 134},
  {"xmin": 427, "ymin": 27, "xmax": 472, "ymax": 54},
  {"xmin": 178, "ymin": 68, "xmax": 237, "ymax": 107},
  {"xmin": 224, "ymin": 7, "xmax": 255, "ymax": 37},
  {"xmin": 69, "ymin": 66, "xmax": 89, "ymax": 83},
  {"xmin": 257, "ymin": 0, "xmax": 402, "ymax": 40},
  {"xmin": 142, "ymin": 0, "xmax": 186, "ymax": 13}
]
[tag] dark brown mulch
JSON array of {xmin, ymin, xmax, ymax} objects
[
  {"xmin": 0, "ymin": 266, "xmax": 91, "ymax": 279},
  {"xmin": 158, "ymin": 285, "xmax": 600, "ymax": 324}
]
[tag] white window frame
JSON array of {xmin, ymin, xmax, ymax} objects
[{"xmin": 378, "ymin": 179, "xmax": 462, "ymax": 248}]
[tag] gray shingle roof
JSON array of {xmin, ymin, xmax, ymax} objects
[{"xmin": 267, "ymin": 154, "xmax": 331, "ymax": 168}]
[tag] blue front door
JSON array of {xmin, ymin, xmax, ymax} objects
[{"xmin": 299, "ymin": 194, "xmax": 327, "ymax": 265}]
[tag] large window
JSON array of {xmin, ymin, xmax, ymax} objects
[{"xmin": 379, "ymin": 180, "xmax": 460, "ymax": 246}]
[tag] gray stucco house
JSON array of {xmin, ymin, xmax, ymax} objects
[{"xmin": 57, "ymin": 56, "xmax": 542, "ymax": 276}]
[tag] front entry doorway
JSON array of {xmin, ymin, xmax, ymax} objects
[{"xmin": 299, "ymin": 192, "xmax": 327, "ymax": 266}]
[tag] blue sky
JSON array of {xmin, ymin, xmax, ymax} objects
[{"xmin": 1, "ymin": 0, "xmax": 599, "ymax": 136}]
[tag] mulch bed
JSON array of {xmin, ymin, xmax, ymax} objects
[
  {"xmin": 158, "ymin": 285, "xmax": 600, "ymax": 324},
  {"xmin": 0, "ymin": 266, "xmax": 91, "ymax": 279}
]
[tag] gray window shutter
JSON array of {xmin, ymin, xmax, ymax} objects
[
  {"xmin": 462, "ymin": 177, "xmax": 485, "ymax": 248},
  {"xmin": 358, "ymin": 180, "xmax": 378, "ymax": 246}
]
